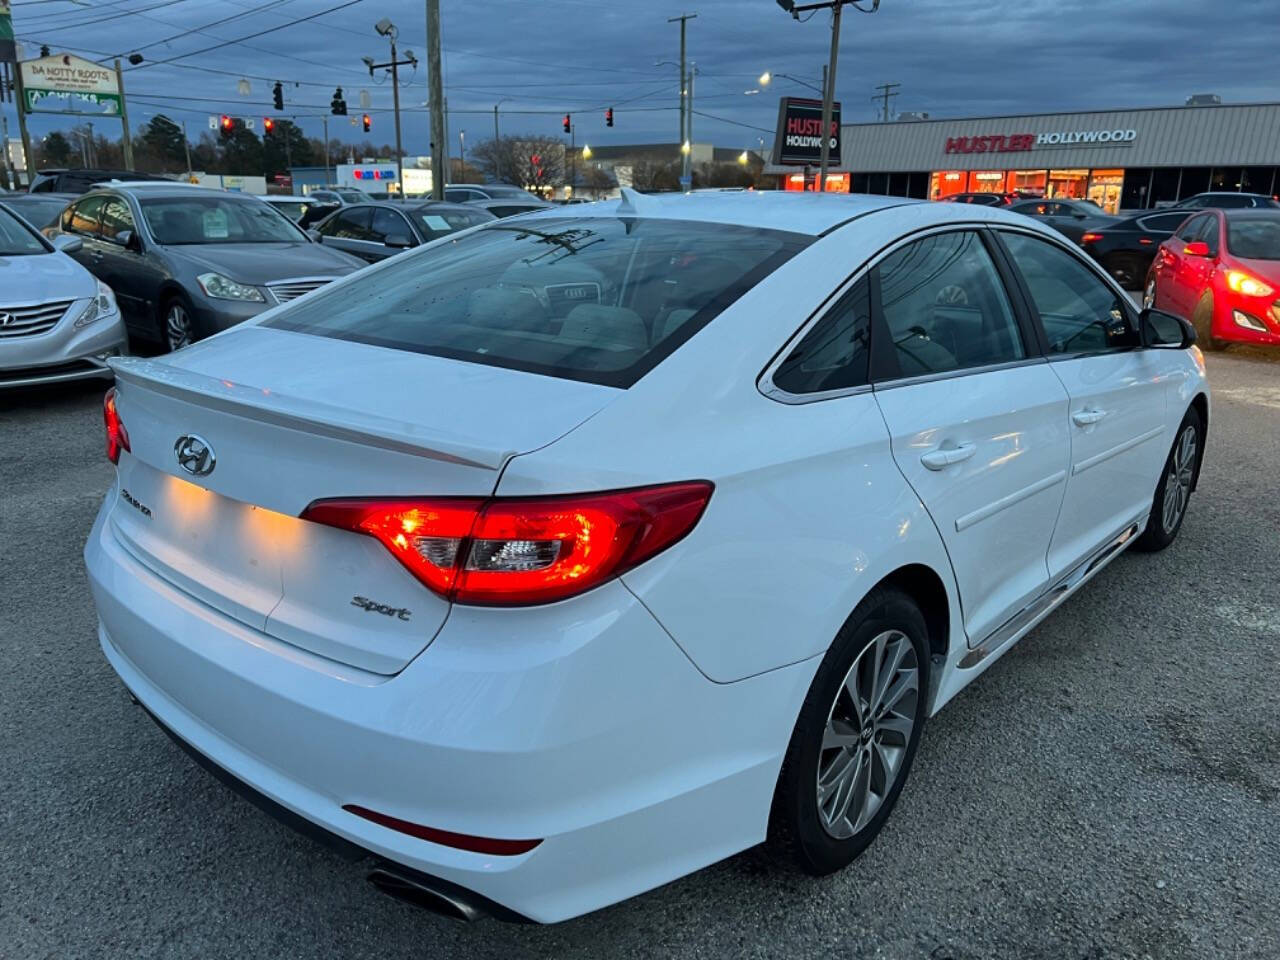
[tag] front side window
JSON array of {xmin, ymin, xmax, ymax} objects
[
  {"xmin": 369, "ymin": 208, "xmax": 409, "ymax": 243},
  {"xmin": 877, "ymin": 231, "xmax": 1025, "ymax": 377},
  {"xmin": 1227, "ymin": 217, "xmax": 1280, "ymax": 260},
  {"xmin": 1177, "ymin": 215, "xmax": 1210, "ymax": 241},
  {"xmin": 265, "ymin": 217, "xmax": 808, "ymax": 388},
  {"xmin": 0, "ymin": 206, "xmax": 49, "ymax": 256},
  {"xmin": 140, "ymin": 196, "xmax": 303, "ymax": 244},
  {"xmin": 1195, "ymin": 215, "xmax": 1221, "ymax": 255},
  {"xmin": 772, "ymin": 276, "xmax": 871, "ymax": 395},
  {"xmin": 68, "ymin": 195, "xmax": 105, "ymax": 236},
  {"xmin": 322, "ymin": 207, "xmax": 373, "ymax": 240},
  {"xmin": 99, "ymin": 198, "xmax": 136, "ymax": 242},
  {"xmin": 1001, "ymin": 232, "xmax": 1138, "ymax": 355}
]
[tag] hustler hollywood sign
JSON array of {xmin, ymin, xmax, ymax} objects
[{"xmin": 944, "ymin": 129, "xmax": 1139, "ymax": 154}]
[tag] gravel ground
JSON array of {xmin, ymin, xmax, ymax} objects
[{"xmin": 2, "ymin": 352, "xmax": 1277, "ymax": 960}]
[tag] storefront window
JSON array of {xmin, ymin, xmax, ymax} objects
[
  {"xmin": 1121, "ymin": 168, "xmax": 1154, "ymax": 209},
  {"xmin": 1086, "ymin": 169, "xmax": 1124, "ymax": 214},
  {"xmin": 1008, "ymin": 170, "xmax": 1047, "ymax": 196},
  {"xmin": 931, "ymin": 171, "xmax": 965, "ymax": 199},
  {"xmin": 783, "ymin": 172, "xmax": 808, "ymax": 192},
  {"xmin": 1179, "ymin": 167, "xmax": 1212, "ymax": 198},
  {"xmin": 1150, "ymin": 168, "xmax": 1181, "ymax": 206},
  {"xmin": 906, "ymin": 172, "xmax": 930, "ymax": 200},
  {"xmin": 822, "ymin": 173, "xmax": 850, "ymax": 193},
  {"xmin": 1048, "ymin": 169, "xmax": 1089, "ymax": 199},
  {"xmin": 1241, "ymin": 167, "xmax": 1277, "ymax": 195},
  {"xmin": 1210, "ymin": 168, "xmax": 1238, "ymax": 191},
  {"xmin": 968, "ymin": 171, "xmax": 1006, "ymax": 193}
]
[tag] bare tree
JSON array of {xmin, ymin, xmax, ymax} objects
[
  {"xmin": 581, "ymin": 165, "xmax": 615, "ymax": 198},
  {"xmin": 471, "ymin": 135, "xmax": 564, "ymax": 191},
  {"xmin": 629, "ymin": 159, "xmax": 681, "ymax": 192}
]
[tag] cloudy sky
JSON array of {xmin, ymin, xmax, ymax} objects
[{"xmin": 8, "ymin": 0, "xmax": 1280, "ymax": 156}]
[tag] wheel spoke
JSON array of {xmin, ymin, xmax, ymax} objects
[
  {"xmin": 823, "ymin": 721, "xmax": 859, "ymax": 752},
  {"xmin": 871, "ymin": 635, "xmax": 909, "ymax": 712},
  {"xmin": 877, "ymin": 713, "xmax": 914, "ymax": 742},
  {"xmin": 878, "ymin": 670, "xmax": 919, "ymax": 716}
]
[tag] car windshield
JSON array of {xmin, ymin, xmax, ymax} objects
[
  {"xmin": 1227, "ymin": 218, "xmax": 1280, "ymax": 260},
  {"xmin": 1075, "ymin": 199, "xmax": 1108, "ymax": 215},
  {"xmin": 265, "ymin": 216, "xmax": 810, "ymax": 387},
  {"xmin": 337, "ymin": 190, "xmax": 369, "ymax": 203},
  {"xmin": 141, "ymin": 195, "xmax": 303, "ymax": 244},
  {"xmin": 271, "ymin": 200, "xmax": 307, "ymax": 220},
  {"xmin": 0, "ymin": 205, "xmax": 48, "ymax": 255},
  {"xmin": 411, "ymin": 207, "xmax": 494, "ymax": 240}
]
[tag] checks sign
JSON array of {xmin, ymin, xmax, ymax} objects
[{"xmin": 20, "ymin": 52, "xmax": 122, "ymax": 115}]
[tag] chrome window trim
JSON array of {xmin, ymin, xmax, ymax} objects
[
  {"xmin": 872, "ymin": 356, "xmax": 1048, "ymax": 392},
  {"xmin": 758, "ymin": 220, "xmax": 1033, "ymax": 405}
]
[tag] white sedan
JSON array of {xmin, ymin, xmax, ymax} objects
[{"xmin": 85, "ymin": 190, "xmax": 1208, "ymax": 923}]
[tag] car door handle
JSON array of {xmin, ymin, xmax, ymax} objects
[
  {"xmin": 920, "ymin": 443, "xmax": 977, "ymax": 471},
  {"xmin": 1072, "ymin": 408, "xmax": 1108, "ymax": 427}
]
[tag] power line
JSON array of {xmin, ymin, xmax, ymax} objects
[
  {"xmin": 129, "ymin": 0, "xmax": 300, "ymax": 54},
  {"xmin": 14, "ymin": 0, "xmax": 189, "ymax": 32}
]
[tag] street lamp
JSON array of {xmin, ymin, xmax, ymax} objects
[
  {"xmin": 758, "ymin": 71, "xmax": 824, "ymax": 95},
  {"xmin": 366, "ymin": 18, "xmax": 415, "ymax": 197},
  {"xmin": 738, "ymin": 150, "xmax": 749, "ymax": 165},
  {"xmin": 582, "ymin": 144, "xmax": 592, "ymax": 160}
]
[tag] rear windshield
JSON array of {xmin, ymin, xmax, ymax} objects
[
  {"xmin": 264, "ymin": 216, "xmax": 810, "ymax": 387},
  {"xmin": 1227, "ymin": 218, "xmax": 1280, "ymax": 260}
]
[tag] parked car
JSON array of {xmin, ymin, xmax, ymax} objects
[
  {"xmin": 444, "ymin": 182, "xmax": 542, "ymax": 203},
  {"xmin": 0, "ymin": 200, "xmax": 127, "ymax": 388},
  {"xmin": 1008, "ymin": 197, "xmax": 1117, "ymax": 243},
  {"xmin": 1173, "ymin": 191, "xmax": 1279, "ymax": 211},
  {"xmin": 86, "ymin": 192, "xmax": 1206, "ymax": 923},
  {"xmin": 1145, "ymin": 207, "xmax": 1280, "ymax": 347},
  {"xmin": 311, "ymin": 200, "xmax": 495, "ymax": 262},
  {"xmin": 0, "ymin": 192, "xmax": 76, "ymax": 230},
  {"xmin": 306, "ymin": 187, "xmax": 373, "ymax": 205},
  {"xmin": 1078, "ymin": 209, "xmax": 1192, "ymax": 288},
  {"xmin": 49, "ymin": 183, "xmax": 362, "ymax": 352},
  {"xmin": 29, "ymin": 168, "xmax": 172, "ymax": 194},
  {"xmin": 465, "ymin": 197, "xmax": 556, "ymax": 219},
  {"xmin": 940, "ymin": 192, "xmax": 1012, "ymax": 206},
  {"xmin": 261, "ymin": 195, "xmax": 340, "ymax": 229}
]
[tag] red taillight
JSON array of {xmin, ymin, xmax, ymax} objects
[
  {"xmin": 103, "ymin": 387, "xmax": 130, "ymax": 464},
  {"xmin": 301, "ymin": 482, "xmax": 713, "ymax": 606},
  {"xmin": 1080, "ymin": 232, "xmax": 1103, "ymax": 243},
  {"xmin": 342, "ymin": 804, "xmax": 541, "ymax": 855}
]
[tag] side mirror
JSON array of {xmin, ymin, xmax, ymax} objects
[
  {"xmin": 1073, "ymin": 212, "xmax": 1088, "ymax": 219},
  {"xmin": 384, "ymin": 233, "xmax": 413, "ymax": 249},
  {"xmin": 52, "ymin": 234, "xmax": 83, "ymax": 254},
  {"xmin": 307, "ymin": 228, "xmax": 323, "ymax": 242},
  {"xmin": 114, "ymin": 229, "xmax": 141, "ymax": 252},
  {"xmin": 1142, "ymin": 307, "xmax": 1196, "ymax": 349},
  {"xmin": 1182, "ymin": 240, "xmax": 1211, "ymax": 257}
]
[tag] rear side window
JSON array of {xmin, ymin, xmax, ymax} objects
[
  {"xmin": 772, "ymin": 276, "xmax": 871, "ymax": 395},
  {"xmin": 1139, "ymin": 212, "xmax": 1190, "ymax": 232},
  {"xmin": 1001, "ymin": 232, "xmax": 1138, "ymax": 354},
  {"xmin": 265, "ymin": 217, "xmax": 809, "ymax": 388},
  {"xmin": 877, "ymin": 231, "xmax": 1025, "ymax": 377}
]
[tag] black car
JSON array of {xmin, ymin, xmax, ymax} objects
[
  {"xmin": 48, "ymin": 183, "xmax": 362, "ymax": 351},
  {"xmin": 29, "ymin": 168, "xmax": 172, "ymax": 194},
  {"xmin": 1078, "ymin": 209, "xmax": 1193, "ymax": 289},
  {"xmin": 1175, "ymin": 191, "xmax": 1279, "ymax": 210},
  {"xmin": 1008, "ymin": 197, "xmax": 1117, "ymax": 244},
  {"xmin": 312, "ymin": 200, "xmax": 496, "ymax": 263}
]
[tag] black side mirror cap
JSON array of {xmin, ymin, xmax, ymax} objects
[{"xmin": 1141, "ymin": 307, "xmax": 1196, "ymax": 349}]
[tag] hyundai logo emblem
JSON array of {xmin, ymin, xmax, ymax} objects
[
  {"xmin": 174, "ymin": 434, "xmax": 216, "ymax": 477},
  {"xmin": 0, "ymin": 312, "xmax": 12, "ymax": 327}
]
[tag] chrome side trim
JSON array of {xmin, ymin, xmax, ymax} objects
[
  {"xmin": 958, "ymin": 518, "xmax": 1141, "ymax": 669},
  {"xmin": 954, "ymin": 469, "xmax": 1066, "ymax": 532},
  {"xmin": 873, "ymin": 356, "xmax": 1048, "ymax": 392},
  {"xmin": 1071, "ymin": 425, "xmax": 1165, "ymax": 476}
]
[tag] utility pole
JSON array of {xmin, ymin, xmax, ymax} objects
[
  {"xmin": 366, "ymin": 20, "xmax": 413, "ymax": 198},
  {"xmin": 778, "ymin": 0, "xmax": 882, "ymax": 193},
  {"xmin": 686, "ymin": 61, "xmax": 696, "ymax": 173},
  {"xmin": 12, "ymin": 58, "xmax": 32, "ymax": 187},
  {"xmin": 872, "ymin": 81, "xmax": 899, "ymax": 122},
  {"xmin": 86, "ymin": 121, "xmax": 94, "ymax": 167},
  {"xmin": 322, "ymin": 115, "xmax": 330, "ymax": 185},
  {"xmin": 426, "ymin": 0, "xmax": 446, "ymax": 200},
  {"xmin": 668, "ymin": 12, "xmax": 696, "ymax": 188},
  {"xmin": 114, "ymin": 59, "xmax": 134, "ymax": 170}
]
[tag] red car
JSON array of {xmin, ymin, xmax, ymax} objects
[{"xmin": 1144, "ymin": 208, "xmax": 1280, "ymax": 348}]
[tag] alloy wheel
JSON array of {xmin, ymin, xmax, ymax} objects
[
  {"xmin": 1161, "ymin": 424, "xmax": 1197, "ymax": 534},
  {"xmin": 166, "ymin": 303, "xmax": 192, "ymax": 351},
  {"xmin": 1143, "ymin": 278, "xmax": 1156, "ymax": 310},
  {"xmin": 816, "ymin": 629, "xmax": 919, "ymax": 840}
]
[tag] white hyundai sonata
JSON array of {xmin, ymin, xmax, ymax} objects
[{"xmin": 85, "ymin": 190, "xmax": 1208, "ymax": 923}]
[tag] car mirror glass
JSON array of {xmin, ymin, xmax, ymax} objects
[{"xmin": 1142, "ymin": 307, "xmax": 1195, "ymax": 348}]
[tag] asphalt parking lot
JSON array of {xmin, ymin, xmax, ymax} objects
[{"xmin": 2, "ymin": 351, "xmax": 1278, "ymax": 960}]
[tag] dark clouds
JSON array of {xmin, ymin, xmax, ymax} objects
[{"xmin": 10, "ymin": 0, "xmax": 1280, "ymax": 151}]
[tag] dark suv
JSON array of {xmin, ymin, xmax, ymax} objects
[
  {"xmin": 1174, "ymin": 191, "xmax": 1279, "ymax": 210},
  {"xmin": 29, "ymin": 168, "xmax": 173, "ymax": 194}
]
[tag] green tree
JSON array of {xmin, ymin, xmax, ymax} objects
[
  {"xmin": 138, "ymin": 115, "xmax": 188, "ymax": 172},
  {"xmin": 218, "ymin": 122, "xmax": 263, "ymax": 175},
  {"xmin": 262, "ymin": 119, "xmax": 314, "ymax": 178},
  {"xmin": 38, "ymin": 131, "xmax": 73, "ymax": 167}
]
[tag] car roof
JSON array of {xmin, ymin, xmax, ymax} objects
[{"xmin": 90, "ymin": 184, "xmax": 255, "ymax": 200}]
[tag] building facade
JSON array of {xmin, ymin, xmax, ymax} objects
[{"xmin": 768, "ymin": 101, "xmax": 1280, "ymax": 213}]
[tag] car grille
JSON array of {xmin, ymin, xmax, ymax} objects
[
  {"xmin": 268, "ymin": 279, "xmax": 334, "ymax": 304},
  {"xmin": 0, "ymin": 300, "xmax": 74, "ymax": 339}
]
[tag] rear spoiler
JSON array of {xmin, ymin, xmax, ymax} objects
[{"xmin": 108, "ymin": 356, "xmax": 509, "ymax": 470}]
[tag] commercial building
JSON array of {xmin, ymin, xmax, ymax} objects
[{"xmin": 767, "ymin": 101, "xmax": 1280, "ymax": 212}]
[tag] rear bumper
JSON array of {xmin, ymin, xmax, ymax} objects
[{"xmin": 85, "ymin": 488, "xmax": 815, "ymax": 922}]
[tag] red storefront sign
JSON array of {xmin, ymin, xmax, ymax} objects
[{"xmin": 944, "ymin": 134, "xmax": 1035, "ymax": 155}]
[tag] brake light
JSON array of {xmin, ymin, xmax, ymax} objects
[
  {"xmin": 1080, "ymin": 232, "xmax": 1103, "ymax": 243},
  {"xmin": 301, "ymin": 482, "xmax": 713, "ymax": 605},
  {"xmin": 103, "ymin": 387, "xmax": 130, "ymax": 464}
]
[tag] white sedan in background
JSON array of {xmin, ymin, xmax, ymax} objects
[
  {"xmin": 85, "ymin": 191, "xmax": 1207, "ymax": 923},
  {"xmin": 0, "ymin": 201, "xmax": 126, "ymax": 388}
]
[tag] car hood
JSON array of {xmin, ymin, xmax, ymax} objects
[
  {"xmin": 169, "ymin": 242, "xmax": 362, "ymax": 285},
  {"xmin": 0, "ymin": 250, "xmax": 96, "ymax": 304}
]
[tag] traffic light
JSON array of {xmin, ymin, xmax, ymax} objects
[
  {"xmin": 605, "ymin": 107, "xmax": 613, "ymax": 128},
  {"xmin": 562, "ymin": 114, "xmax": 571, "ymax": 134},
  {"xmin": 272, "ymin": 81, "xmax": 284, "ymax": 111},
  {"xmin": 331, "ymin": 87, "xmax": 347, "ymax": 116},
  {"xmin": 362, "ymin": 114, "xmax": 371, "ymax": 133},
  {"xmin": 263, "ymin": 117, "xmax": 275, "ymax": 134},
  {"xmin": 219, "ymin": 114, "xmax": 233, "ymax": 133}
]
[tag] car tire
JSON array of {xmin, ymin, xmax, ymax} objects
[
  {"xmin": 768, "ymin": 586, "xmax": 929, "ymax": 875},
  {"xmin": 159, "ymin": 294, "xmax": 198, "ymax": 353},
  {"xmin": 1134, "ymin": 406, "xmax": 1203, "ymax": 553},
  {"xmin": 1106, "ymin": 254, "xmax": 1143, "ymax": 291},
  {"xmin": 1190, "ymin": 292, "xmax": 1227, "ymax": 351}
]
